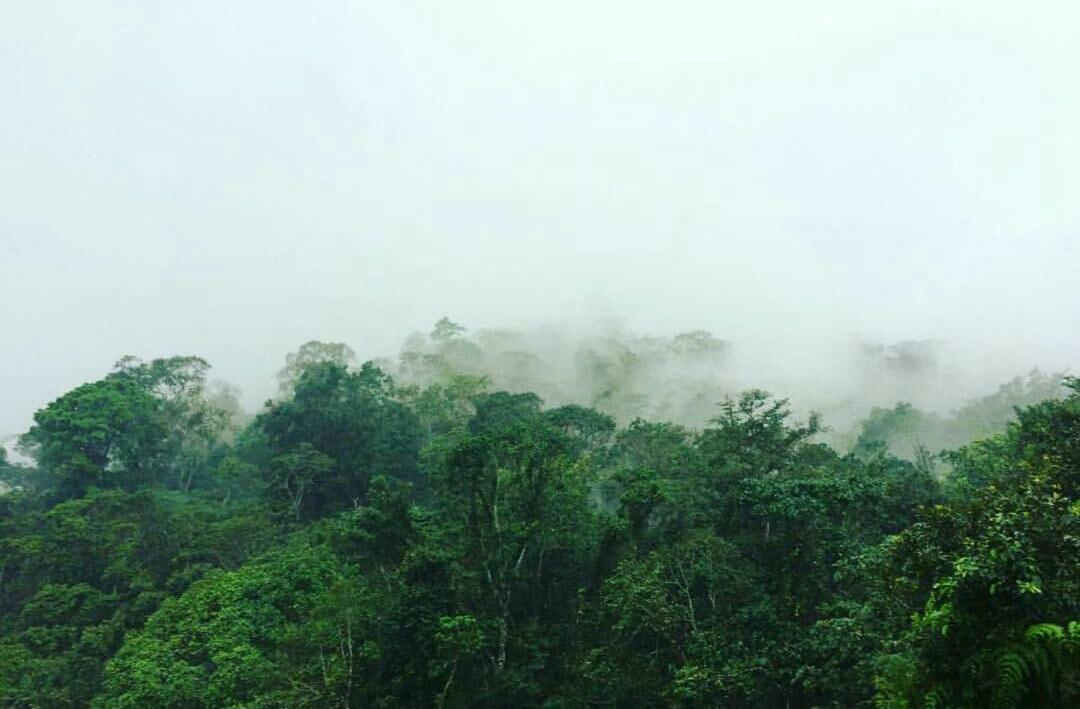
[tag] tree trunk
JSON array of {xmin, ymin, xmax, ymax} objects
[{"xmin": 495, "ymin": 609, "xmax": 509, "ymax": 672}]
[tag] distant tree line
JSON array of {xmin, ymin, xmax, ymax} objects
[{"xmin": 0, "ymin": 321, "xmax": 1075, "ymax": 707}]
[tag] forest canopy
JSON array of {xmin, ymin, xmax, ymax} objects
[{"xmin": 0, "ymin": 322, "xmax": 1076, "ymax": 708}]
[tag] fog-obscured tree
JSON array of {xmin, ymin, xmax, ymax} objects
[
  {"xmin": 276, "ymin": 340, "xmax": 358, "ymax": 399},
  {"xmin": 431, "ymin": 317, "xmax": 466, "ymax": 343}
]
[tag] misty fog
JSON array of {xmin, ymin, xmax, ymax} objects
[
  {"xmin": 2, "ymin": 1, "xmax": 1078, "ymax": 437},
  {"xmin": 4, "ymin": 4, "xmax": 1080, "ymax": 707}
]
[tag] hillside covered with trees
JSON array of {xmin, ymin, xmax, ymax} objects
[{"xmin": 1, "ymin": 321, "xmax": 1076, "ymax": 708}]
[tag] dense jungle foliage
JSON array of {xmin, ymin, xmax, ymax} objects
[{"xmin": 1, "ymin": 321, "xmax": 1077, "ymax": 708}]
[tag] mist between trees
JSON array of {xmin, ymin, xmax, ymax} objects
[{"xmin": 0, "ymin": 318, "xmax": 1076, "ymax": 708}]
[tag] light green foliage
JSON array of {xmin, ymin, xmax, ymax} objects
[
  {"xmin": 431, "ymin": 317, "xmax": 467, "ymax": 343},
  {"xmin": 94, "ymin": 547, "xmax": 351, "ymax": 708},
  {"xmin": 853, "ymin": 370, "xmax": 1069, "ymax": 461},
  {"xmin": 18, "ymin": 356, "xmax": 231, "ymax": 498},
  {"xmin": 400, "ymin": 374, "xmax": 490, "ymax": 436},
  {"xmin": 395, "ymin": 319, "xmax": 735, "ymax": 427},
  {"xmin": 20, "ymin": 377, "xmax": 165, "ymax": 496}
]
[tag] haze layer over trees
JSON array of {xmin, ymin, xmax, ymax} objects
[{"xmin": 1, "ymin": 320, "xmax": 1076, "ymax": 708}]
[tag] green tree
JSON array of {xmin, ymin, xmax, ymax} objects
[
  {"xmin": 95, "ymin": 546, "xmax": 355, "ymax": 708},
  {"xmin": 431, "ymin": 317, "xmax": 466, "ymax": 343},
  {"xmin": 276, "ymin": 340, "xmax": 358, "ymax": 399},
  {"xmin": 271, "ymin": 444, "xmax": 334, "ymax": 521},
  {"xmin": 425, "ymin": 408, "xmax": 600, "ymax": 704},
  {"xmin": 256, "ymin": 361, "xmax": 424, "ymax": 515},
  {"xmin": 871, "ymin": 379, "xmax": 1080, "ymax": 708},
  {"xmin": 20, "ymin": 377, "xmax": 166, "ymax": 497}
]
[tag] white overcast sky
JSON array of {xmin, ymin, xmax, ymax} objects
[{"xmin": 2, "ymin": 1, "xmax": 1078, "ymax": 433}]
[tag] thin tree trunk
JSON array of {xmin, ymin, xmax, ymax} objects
[{"xmin": 436, "ymin": 663, "xmax": 457, "ymax": 709}]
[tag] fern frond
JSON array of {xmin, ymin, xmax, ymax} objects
[
  {"xmin": 1025, "ymin": 623, "xmax": 1065, "ymax": 644},
  {"xmin": 992, "ymin": 648, "xmax": 1028, "ymax": 708},
  {"xmin": 923, "ymin": 684, "xmax": 950, "ymax": 709}
]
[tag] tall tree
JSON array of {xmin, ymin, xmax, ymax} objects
[
  {"xmin": 276, "ymin": 340, "xmax": 358, "ymax": 399},
  {"xmin": 257, "ymin": 361, "xmax": 424, "ymax": 516}
]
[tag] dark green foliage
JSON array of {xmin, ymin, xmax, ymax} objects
[
  {"xmin": 544, "ymin": 404, "xmax": 617, "ymax": 451},
  {"xmin": 467, "ymin": 391, "xmax": 544, "ymax": 434},
  {"xmin": 255, "ymin": 361, "xmax": 424, "ymax": 516},
  {"xmin": 423, "ymin": 411, "xmax": 602, "ymax": 705},
  {"xmin": 868, "ymin": 378, "xmax": 1080, "ymax": 708},
  {"xmin": 699, "ymin": 389, "xmax": 823, "ymax": 479},
  {"xmin": 1, "ymin": 353, "xmax": 1076, "ymax": 708}
]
